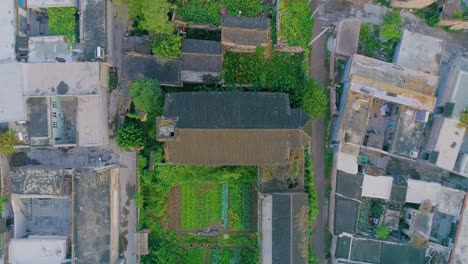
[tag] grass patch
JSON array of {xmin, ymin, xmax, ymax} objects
[
  {"xmin": 177, "ymin": 0, "xmax": 263, "ymax": 25},
  {"xmin": 47, "ymin": 7, "xmax": 78, "ymax": 44},
  {"xmin": 278, "ymin": 0, "xmax": 313, "ymax": 47},
  {"xmin": 304, "ymin": 145, "xmax": 319, "ymax": 263}
]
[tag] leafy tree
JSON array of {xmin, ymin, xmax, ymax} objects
[
  {"xmin": 124, "ymin": 0, "xmax": 174, "ymax": 34},
  {"xmin": 0, "ymin": 130, "xmax": 19, "ymax": 154},
  {"xmin": 376, "ymin": 225, "xmax": 390, "ymax": 239},
  {"xmin": 415, "ymin": 3, "xmax": 441, "ymax": 27},
  {"xmin": 458, "ymin": 112, "xmax": 468, "ymax": 129},
  {"xmin": 152, "ymin": 34, "xmax": 182, "ymax": 58},
  {"xmin": 130, "ymin": 78, "xmax": 164, "ymax": 114},
  {"xmin": 301, "ymin": 80, "xmax": 328, "ymax": 120},
  {"xmin": 380, "ymin": 10, "xmax": 402, "ymax": 41},
  {"xmin": 453, "ymin": 9, "xmax": 463, "ymax": 19},
  {"xmin": 116, "ymin": 121, "xmax": 145, "ymax": 150}
]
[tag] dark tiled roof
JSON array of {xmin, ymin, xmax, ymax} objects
[
  {"xmin": 350, "ymin": 239, "xmax": 382, "ymax": 263},
  {"xmin": 335, "ymin": 236, "xmax": 351, "ymax": 259},
  {"xmin": 163, "ymin": 92, "xmax": 309, "ymax": 129},
  {"xmin": 272, "ymin": 193, "xmax": 308, "ymax": 264},
  {"xmin": 182, "ymin": 53, "xmax": 222, "ymax": 73},
  {"xmin": 123, "ymin": 54, "xmax": 181, "ymax": 86},
  {"xmin": 334, "ymin": 196, "xmax": 359, "ymax": 235},
  {"xmin": 182, "ymin": 39, "xmax": 222, "ymax": 55},
  {"xmin": 27, "ymin": 97, "xmax": 48, "ymax": 137},
  {"xmin": 82, "ymin": 0, "xmax": 106, "ymax": 60},
  {"xmin": 336, "ymin": 171, "xmax": 363, "ymax": 200},
  {"xmin": 380, "ymin": 243, "xmax": 426, "ymax": 264},
  {"xmin": 221, "ymin": 16, "xmax": 269, "ymax": 30}
]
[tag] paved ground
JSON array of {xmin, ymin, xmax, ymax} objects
[{"xmin": 309, "ymin": 0, "xmax": 331, "ymax": 262}]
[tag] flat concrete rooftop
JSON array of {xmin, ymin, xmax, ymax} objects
[
  {"xmin": 28, "ymin": 36, "xmax": 73, "ymax": 63},
  {"xmin": 27, "ymin": 0, "xmax": 78, "ymax": 8},
  {"xmin": 0, "ymin": 0, "xmax": 16, "ymax": 62},
  {"xmin": 22, "ymin": 62, "xmax": 100, "ymax": 96},
  {"xmin": 0, "ymin": 63, "xmax": 25, "ymax": 122},
  {"xmin": 394, "ymin": 30, "xmax": 445, "ymax": 75},
  {"xmin": 348, "ymin": 54, "xmax": 438, "ymax": 111}
]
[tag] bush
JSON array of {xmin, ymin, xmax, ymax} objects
[
  {"xmin": 380, "ymin": 10, "xmax": 402, "ymax": 41},
  {"xmin": 124, "ymin": 0, "xmax": 174, "ymax": 34},
  {"xmin": 0, "ymin": 130, "xmax": 20, "ymax": 154},
  {"xmin": 116, "ymin": 121, "xmax": 145, "ymax": 150},
  {"xmin": 359, "ymin": 23, "xmax": 397, "ymax": 61},
  {"xmin": 415, "ymin": 3, "xmax": 441, "ymax": 27},
  {"xmin": 130, "ymin": 78, "xmax": 164, "ymax": 114},
  {"xmin": 47, "ymin": 7, "xmax": 77, "ymax": 44},
  {"xmin": 458, "ymin": 112, "xmax": 468, "ymax": 129},
  {"xmin": 302, "ymin": 80, "xmax": 328, "ymax": 120},
  {"xmin": 453, "ymin": 10, "xmax": 463, "ymax": 19},
  {"xmin": 278, "ymin": 0, "xmax": 313, "ymax": 47},
  {"xmin": 177, "ymin": 0, "xmax": 263, "ymax": 25},
  {"xmin": 376, "ymin": 225, "xmax": 390, "ymax": 239},
  {"xmin": 152, "ymin": 34, "xmax": 182, "ymax": 58}
]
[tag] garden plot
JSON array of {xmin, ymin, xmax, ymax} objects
[
  {"xmin": 185, "ymin": 247, "xmax": 256, "ymax": 264},
  {"xmin": 172, "ymin": 183, "xmax": 256, "ymax": 232},
  {"xmin": 176, "ymin": 0, "xmax": 266, "ymax": 25}
]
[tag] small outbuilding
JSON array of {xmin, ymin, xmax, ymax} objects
[
  {"xmin": 221, "ymin": 16, "xmax": 270, "ymax": 52},
  {"xmin": 181, "ymin": 39, "xmax": 222, "ymax": 84}
]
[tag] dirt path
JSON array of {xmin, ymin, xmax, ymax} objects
[{"xmin": 309, "ymin": 0, "xmax": 331, "ymax": 262}]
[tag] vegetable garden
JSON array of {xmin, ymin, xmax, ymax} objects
[
  {"xmin": 178, "ymin": 183, "xmax": 254, "ymax": 232},
  {"xmin": 47, "ymin": 7, "xmax": 78, "ymax": 44},
  {"xmin": 176, "ymin": 0, "xmax": 266, "ymax": 26}
]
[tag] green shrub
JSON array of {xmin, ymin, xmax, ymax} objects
[
  {"xmin": 415, "ymin": 3, "xmax": 441, "ymax": 27},
  {"xmin": 302, "ymin": 80, "xmax": 328, "ymax": 120},
  {"xmin": 177, "ymin": 0, "xmax": 262, "ymax": 25},
  {"xmin": 124, "ymin": 0, "xmax": 174, "ymax": 34},
  {"xmin": 359, "ymin": 23, "xmax": 398, "ymax": 61},
  {"xmin": 47, "ymin": 7, "xmax": 77, "ymax": 44},
  {"xmin": 458, "ymin": 112, "xmax": 468, "ymax": 129},
  {"xmin": 152, "ymin": 34, "xmax": 182, "ymax": 58},
  {"xmin": 380, "ymin": 10, "xmax": 402, "ymax": 41},
  {"xmin": 278, "ymin": 0, "xmax": 313, "ymax": 47},
  {"xmin": 130, "ymin": 78, "xmax": 164, "ymax": 114},
  {"xmin": 0, "ymin": 130, "xmax": 20, "ymax": 154},
  {"xmin": 453, "ymin": 9, "xmax": 463, "ymax": 19},
  {"xmin": 376, "ymin": 225, "xmax": 390, "ymax": 239},
  {"xmin": 116, "ymin": 121, "xmax": 145, "ymax": 150}
]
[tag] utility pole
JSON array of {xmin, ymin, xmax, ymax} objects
[{"xmin": 308, "ymin": 27, "xmax": 332, "ymax": 47}]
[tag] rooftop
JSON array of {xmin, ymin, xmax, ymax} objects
[
  {"xmin": 123, "ymin": 53, "xmax": 182, "ymax": 86},
  {"xmin": 22, "ymin": 62, "xmax": 100, "ymax": 96},
  {"xmin": 9, "ymin": 237, "xmax": 68, "ymax": 264},
  {"xmin": 445, "ymin": 57, "xmax": 468, "ymax": 121},
  {"xmin": 347, "ymin": 54, "xmax": 438, "ymax": 111},
  {"xmin": 162, "ymin": 92, "xmax": 309, "ymax": 129},
  {"xmin": 182, "ymin": 39, "xmax": 222, "ymax": 54},
  {"xmin": 335, "ymin": 18, "xmax": 362, "ymax": 57},
  {"xmin": 221, "ymin": 16, "xmax": 270, "ymax": 50},
  {"xmin": 261, "ymin": 193, "xmax": 309, "ymax": 264},
  {"xmin": 159, "ymin": 93, "xmax": 310, "ymax": 166},
  {"xmin": 0, "ymin": 63, "xmax": 25, "ymax": 122},
  {"xmin": 181, "ymin": 41, "xmax": 223, "ymax": 82},
  {"xmin": 27, "ymin": 0, "xmax": 77, "ymax": 8},
  {"xmin": 81, "ymin": 0, "xmax": 106, "ymax": 60},
  {"xmin": 451, "ymin": 193, "xmax": 468, "ymax": 264},
  {"xmin": 11, "ymin": 167, "xmax": 69, "ymax": 196},
  {"xmin": 0, "ymin": 0, "xmax": 16, "ymax": 62},
  {"xmin": 221, "ymin": 16, "xmax": 269, "ymax": 30},
  {"xmin": 334, "ymin": 196, "xmax": 360, "ymax": 235},
  {"xmin": 336, "ymin": 171, "xmax": 363, "ymax": 200},
  {"xmin": 393, "ymin": 30, "xmax": 445, "ymax": 75},
  {"xmin": 361, "ymin": 175, "xmax": 393, "ymax": 200},
  {"xmin": 28, "ymin": 36, "xmax": 73, "ymax": 63},
  {"xmin": 430, "ymin": 117, "xmax": 466, "ymax": 171},
  {"xmin": 74, "ymin": 169, "xmax": 111, "ymax": 264}
]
